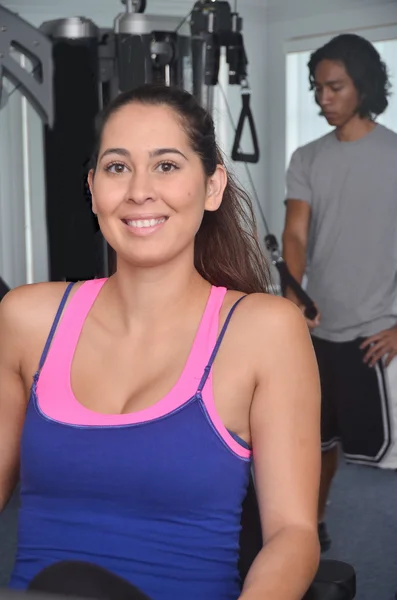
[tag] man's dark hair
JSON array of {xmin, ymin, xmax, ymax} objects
[{"xmin": 308, "ymin": 33, "xmax": 391, "ymax": 119}]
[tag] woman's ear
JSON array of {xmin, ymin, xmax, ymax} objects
[
  {"xmin": 204, "ymin": 165, "xmax": 228, "ymax": 212},
  {"xmin": 87, "ymin": 169, "xmax": 97, "ymax": 215}
]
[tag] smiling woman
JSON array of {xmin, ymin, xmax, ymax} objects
[
  {"xmin": 0, "ymin": 84, "xmax": 321, "ymax": 600},
  {"xmin": 87, "ymin": 84, "xmax": 269, "ymax": 293}
]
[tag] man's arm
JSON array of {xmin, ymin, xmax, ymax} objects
[
  {"xmin": 282, "ymin": 200, "xmax": 321, "ymax": 328},
  {"xmin": 282, "ymin": 148, "xmax": 320, "ymax": 328},
  {"xmin": 282, "ymin": 199, "xmax": 311, "ymax": 299},
  {"xmin": 282, "ymin": 148, "xmax": 312, "ymax": 299}
]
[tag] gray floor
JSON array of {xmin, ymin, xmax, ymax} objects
[
  {"xmin": 1, "ymin": 462, "xmax": 397, "ymax": 599},
  {"xmin": 325, "ymin": 461, "xmax": 397, "ymax": 600}
]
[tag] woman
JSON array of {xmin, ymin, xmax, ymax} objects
[{"xmin": 0, "ymin": 84, "xmax": 320, "ymax": 600}]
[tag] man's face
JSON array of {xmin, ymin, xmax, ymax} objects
[{"xmin": 313, "ymin": 59, "xmax": 360, "ymax": 127}]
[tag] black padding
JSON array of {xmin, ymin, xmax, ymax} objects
[
  {"xmin": 303, "ymin": 580, "xmax": 356, "ymax": 600},
  {"xmin": 303, "ymin": 561, "xmax": 356, "ymax": 600},
  {"xmin": 28, "ymin": 561, "xmax": 151, "ymax": 599},
  {"xmin": 44, "ymin": 38, "xmax": 107, "ymax": 282},
  {"xmin": 238, "ymin": 472, "xmax": 262, "ymax": 582}
]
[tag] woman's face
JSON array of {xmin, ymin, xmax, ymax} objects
[{"xmin": 88, "ymin": 102, "xmax": 226, "ymax": 268}]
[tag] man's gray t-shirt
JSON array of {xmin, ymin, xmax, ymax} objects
[{"xmin": 286, "ymin": 124, "xmax": 397, "ymax": 342}]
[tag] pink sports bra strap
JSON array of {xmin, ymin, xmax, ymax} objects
[
  {"xmin": 37, "ymin": 279, "xmax": 227, "ymax": 403},
  {"xmin": 37, "ymin": 278, "xmax": 107, "ymax": 379}
]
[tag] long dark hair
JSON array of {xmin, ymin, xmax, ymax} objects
[
  {"xmin": 308, "ymin": 34, "xmax": 391, "ymax": 119},
  {"xmin": 90, "ymin": 84, "xmax": 270, "ymax": 294}
]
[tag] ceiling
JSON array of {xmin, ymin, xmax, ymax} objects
[
  {"xmin": 243, "ymin": 0, "xmax": 397, "ymax": 23},
  {"xmin": 3, "ymin": 0, "xmax": 395, "ymax": 24}
]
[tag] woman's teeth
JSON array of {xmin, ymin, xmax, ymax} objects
[{"xmin": 125, "ymin": 218, "xmax": 166, "ymax": 228}]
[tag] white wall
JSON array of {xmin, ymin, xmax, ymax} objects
[{"xmin": 264, "ymin": 0, "xmax": 397, "ymax": 239}]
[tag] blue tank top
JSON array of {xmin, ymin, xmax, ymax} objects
[{"xmin": 9, "ymin": 280, "xmax": 252, "ymax": 600}]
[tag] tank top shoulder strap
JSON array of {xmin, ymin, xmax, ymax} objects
[
  {"xmin": 197, "ymin": 294, "xmax": 247, "ymax": 393},
  {"xmin": 178, "ymin": 285, "xmax": 227, "ymax": 388},
  {"xmin": 38, "ymin": 282, "xmax": 75, "ymax": 371}
]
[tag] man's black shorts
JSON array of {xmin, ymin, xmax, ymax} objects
[{"xmin": 312, "ymin": 335, "xmax": 397, "ymax": 467}]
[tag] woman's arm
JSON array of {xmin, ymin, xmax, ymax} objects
[
  {"xmin": 0, "ymin": 289, "xmax": 30, "ymax": 511},
  {"xmin": 240, "ymin": 296, "xmax": 321, "ymax": 600}
]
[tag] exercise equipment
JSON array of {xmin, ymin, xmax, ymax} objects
[
  {"xmin": 265, "ymin": 234, "xmax": 318, "ymax": 320},
  {"xmin": 0, "ymin": 5, "xmax": 53, "ymax": 124},
  {"xmin": 190, "ymin": 1, "xmax": 259, "ymax": 163},
  {"xmin": 40, "ymin": 17, "xmax": 108, "ymax": 282}
]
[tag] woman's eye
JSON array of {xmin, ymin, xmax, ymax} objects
[
  {"xmin": 157, "ymin": 161, "xmax": 178, "ymax": 174},
  {"xmin": 105, "ymin": 162, "xmax": 127, "ymax": 174}
]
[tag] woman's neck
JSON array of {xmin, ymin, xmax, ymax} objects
[{"xmin": 103, "ymin": 258, "xmax": 211, "ymax": 332}]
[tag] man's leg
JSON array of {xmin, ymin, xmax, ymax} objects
[{"xmin": 335, "ymin": 338, "xmax": 393, "ymax": 467}]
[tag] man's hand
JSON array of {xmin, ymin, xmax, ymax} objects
[
  {"xmin": 297, "ymin": 303, "xmax": 321, "ymax": 330},
  {"xmin": 360, "ymin": 326, "xmax": 397, "ymax": 367},
  {"xmin": 285, "ymin": 291, "xmax": 321, "ymax": 331}
]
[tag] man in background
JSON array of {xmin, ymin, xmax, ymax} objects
[{"xmin": 282, "ymin": 33, "xmax": 397, "ymax": 551}]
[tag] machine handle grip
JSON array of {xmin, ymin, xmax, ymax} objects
[
  {"xmin": 0, "ymin": 276, "xmax": 10, "ymax": 301},
  {"xmin": 231, "ymin": 91, "xmax": 259, "ymax": 163},
  {"xmin": 275, "ymin": 261, "xmax": 318, "ymax": 319},
  {"xmin": 264, "ymin": 234, "xmax": 319, "ymax": 321}
]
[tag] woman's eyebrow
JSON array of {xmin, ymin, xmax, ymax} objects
[
  {"xmin": 99, "ymin": 147, "xmax": 130, "ymax": 161},
  {"xmin": 99, "ymin": 147, "xmax": 188, "ymax": 161},
  {"xmin": 149, "ymin": 148, "xmax": 188, "ymax": 160}
]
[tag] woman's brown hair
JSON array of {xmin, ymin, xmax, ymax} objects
[{"xmin": 91, "ymin": 84, "xmax": 271, "ymax": 295}]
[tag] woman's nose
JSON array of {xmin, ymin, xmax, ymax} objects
[{"xmin": 125, "ymin": 171, "xmax": 155, "ymax": 204}]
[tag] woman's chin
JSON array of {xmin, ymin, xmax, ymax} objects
[{"xmin": 116, "ymin": 250, "xmax": 174, "ymax": 271}]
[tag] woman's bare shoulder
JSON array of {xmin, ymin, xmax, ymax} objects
[
  {"xmin": 247, "ymin": 292, "xmax": 305, "ymax": 326},
  {"xmin": 0, "ymin": 281, "xmax": 81, "ymax": 344},
  {"xmin": 227, "ymin": 291, "xmax": 305, "ymax": 332},
  {"xmin": 0, "ymin": 281, "xmax": 83, "ymax": 380},
  {"xmin": 225, "ymin": 291, "xmax": 311, "ymax": 355},
  {"xmin": 1, "ymin": 281, "xmax": 73, "ymax": 322}
]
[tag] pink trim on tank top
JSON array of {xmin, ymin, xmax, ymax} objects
[{"xmin": 35, "ymin": 278, "xmax": 251, "ymax": 459}]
